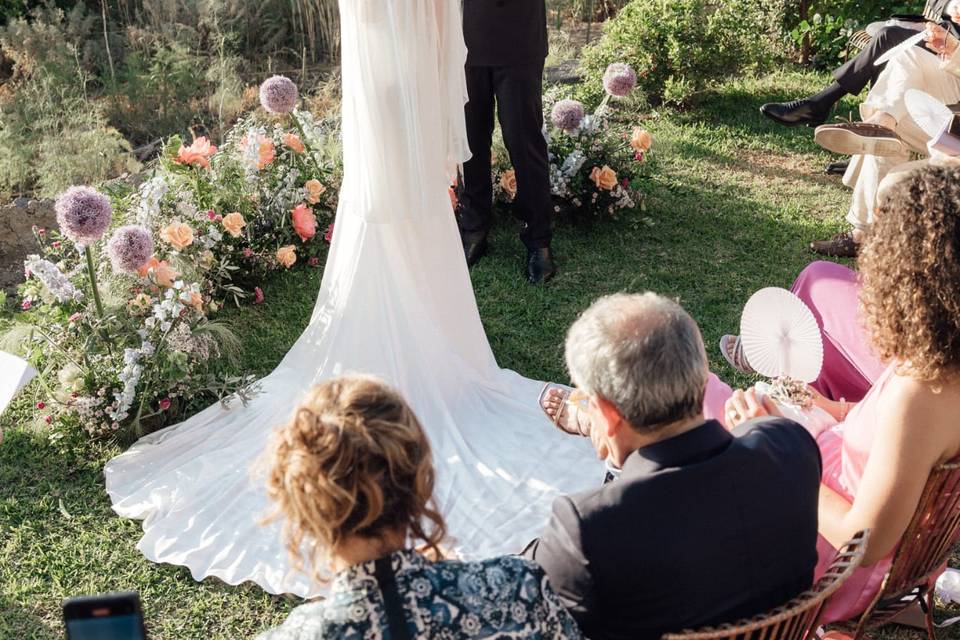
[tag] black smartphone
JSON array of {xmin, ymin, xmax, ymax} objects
[{"xmin": 63, "ymin": 592, "xmax": 147, "ymax": 640}]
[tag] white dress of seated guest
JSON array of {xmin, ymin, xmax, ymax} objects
[
  {"xmin": 103, "ymin": 0, "xmax": 599, "ymax": 598},
  {"xmin": 844, "ymin": 44, "xmax": 960, "ymax": 229}
]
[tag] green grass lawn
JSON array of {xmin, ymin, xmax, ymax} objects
[{"xmin": 2, "ymin": 69, "xmax": 958, "ymax": 639}]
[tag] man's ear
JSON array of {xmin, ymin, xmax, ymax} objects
[{"xmin": 594, "ymin": 395, "xmax": 624, "ymax": 435}]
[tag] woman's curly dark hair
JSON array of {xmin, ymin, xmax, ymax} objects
[{"xmin": 859, "ymin": 164, "xmax": 960, "ymax": 382}]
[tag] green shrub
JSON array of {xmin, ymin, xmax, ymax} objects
[
  {"xmin": 0, "ymin": 5, "xmax": 130, "ymax": 198},
  {"xmin": 578, "ymin": 0, "xmax": 776, "ymax": 105}
]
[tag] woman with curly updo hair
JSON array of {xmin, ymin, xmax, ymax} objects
[
  {"xmin": 723, "ymin": 165, "xmax": 960, "ymax": 624},
  {"xmin": 257, "ymin": 375, "xmax": 583, "ymax": 640}
]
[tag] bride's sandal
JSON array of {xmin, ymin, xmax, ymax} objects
[
  {"xmin": 538, "ymin": 383, "xmax": 589, "ymax": 436},
  {"xmin": 720, "ymin": 334, "xmax": 756, "ymax": 375}
]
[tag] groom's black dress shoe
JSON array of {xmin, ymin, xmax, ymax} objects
[
  {"xmin": 526, "ymin": 247, "xmax": 557, "ymax": 284},
  {"xmin": 461, "ymin": 230, "xmax": 488, "ymax": 268},
  {"xmin": 760, "ymin": 99, "xmax": 829, "ymax": 127}
]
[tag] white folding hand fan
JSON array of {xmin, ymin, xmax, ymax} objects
[{"xmin": 739, "ymin": 287, "xmax": 823, "ymax": 383}]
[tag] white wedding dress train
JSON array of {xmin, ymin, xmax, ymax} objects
[{"xmin": 105, "ymin": 0, "xmax": 601, "ymax": 598}]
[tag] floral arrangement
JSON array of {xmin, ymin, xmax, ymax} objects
[
  {"xmin": 5, "ymin": 76, "xmax": 338, "ymax": 446},
  {"xmin": 491, "ymin": 63, "xmax": 652, "ymax": 219},
  {"xmin": 767, "ymin": 376, "xmax": 815, "ymax": 410}
]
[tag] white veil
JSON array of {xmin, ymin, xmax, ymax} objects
[{"xmin": 340, "ymin": 0, "xmax": 471, "ymax": 224}]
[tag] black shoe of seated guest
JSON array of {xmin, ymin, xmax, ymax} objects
[
  {"xmin": 461, "ymin": 230, "xmax": 488, "ymax": 268},
  {"xmin": 825, "ymin": 160, "xmax": 849, "ymax": 175},
  {"xmin": 526, "ymin": 247, "xmax": 557, "ymax": 284},
  {"xmin": 760, "ymin": 99, "xmax": 829, "ymax": 127}
]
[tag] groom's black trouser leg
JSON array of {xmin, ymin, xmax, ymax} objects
[
  {"xmin": 495, "ymin": 62, "xmax": 552, "ymax": 250},
  {"xmin": 460, "ymin": 63, "xmax": 553, "ymax": 250},
  {"xmin": 832, "ymin": 26, "xmax": 918, "ymax": 95},
  {"xmin": 460, "ymin": 66, "xmax": 496, "ymax": 237}
]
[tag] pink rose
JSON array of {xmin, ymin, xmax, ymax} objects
[
  {"xmin": 308, "ymin": 256, "xmax": 320, "ymax": 267},
  {"xmin": 21, "ymin": 300, "xmax": 32, "ymax": 311},
  {"xmin": 159, "ymin": 398, "xmax": 171, "ymax": 411},
  {"xmin": 253, "ymin": 287, "xmax": 265, "ymax": 305},
  {"xmin": 291, "ymin": 204, "xmax": 317, "ymax": 242},
  {"xmin": 324, "ymin": 223, "xmax": 334, "ymax": 243},
  {"xmin": 242, "ymin": 248, "xmax": 254, "ymax": 258},
  {"xmin": 175, "ymin": 136, "xmax": 217, "ymax": 169}
]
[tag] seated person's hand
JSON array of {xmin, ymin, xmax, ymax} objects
[
  {"xmin": 724, "ymin": 387, "xmax": 782, "ymax": 428},
  {"xmin": 925, "ymin": 23, "xmax": 959, "ymax": 57}
]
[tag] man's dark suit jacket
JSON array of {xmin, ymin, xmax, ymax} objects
[
  {"xmin": 462, "ymin": 0, "xmax": 548, "ymax": 66},
  {"xmin": 524, "ymin": 418, "xmax": 822, "ymax": 640}
]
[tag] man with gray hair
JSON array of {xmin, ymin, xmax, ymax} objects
[{"xmin": 524, "ymin": 293, "xmax": 822, "ymax": 640}]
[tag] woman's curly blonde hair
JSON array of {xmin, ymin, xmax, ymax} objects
[
  {"xmin": 264, "ymin": 375, "xmax": 446, "ymax": 580},
  {"xmin": 859, "ymin": 165, "xmax": 960, "ymax": 382}
]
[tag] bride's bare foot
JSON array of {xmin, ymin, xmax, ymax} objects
[{"xmin": 538, "ymin": 383, "xmax": 591, "ymax": 436}]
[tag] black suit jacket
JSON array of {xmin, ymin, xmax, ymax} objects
[
  {"xmin": 524, "ymin": 418, "xmax": 822, "ymax": 640},
  {"xmin": 462, "ymin": 0, "xmax": 548, "ymax": 67}
]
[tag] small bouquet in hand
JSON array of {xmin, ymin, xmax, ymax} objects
[{"xmin": 765, "ymin": 376, "xmax": 815, "ymax": 410}]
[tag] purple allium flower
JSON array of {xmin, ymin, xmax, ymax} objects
[
  {"xmin": 55, "ymin": 186, "xmax": 112, "ymax": 247},
  {"xmin": 107, "ymin": 225, "xmax": 154, "ymax": 273},
  {"xmin": 603, "ymin": 63, "xmax": 637, "ymax": 98},
  {"xmin": 551, "ymin": 99, "xmax": 586, "ymax": 132},
  {"xmin": 259, "ymin": 75, "xmax": 299, "ymax": 114}
]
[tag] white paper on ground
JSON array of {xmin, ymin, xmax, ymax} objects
[{"xmin": 0, "ymin": 351, "xmax": 36, "ymax": 416}]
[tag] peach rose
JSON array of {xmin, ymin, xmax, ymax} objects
[
  {"xmin": 160, "ymin": 221, "xmax": 195, "ymax": 251},
  {"xmin": 590, "ymin": 165, "xmax": 618, "ymax": 191},
  {"xmin": 282, "ymin": 132, "xmax": 305, "ymax": 154},
  {"xmin": 257, "ymin": 138, "xmax": 276, "ymax": 170},
  {"xmin": 175, "ymin": 136, "xmax": 217, "ymax": 169},
  {"xmin": 189, "ymin": 291, "xmax": 204, "ymax": 312},
  {"xmin": 630, "ymin": 127, "xmax": 652, "ymax": 153},
  {"xmin": 304, "ymin": 179, "xmax": 326, "ymax": 204},
  {"xmin": 291, "ymin": 203, "xmax": 317, "ymax": 242},
  {"xmin": 276, "ymin": 245, "xmax": 297, "ymax": 268},
  {"xmin": 222, "ymin": 212, "xmax": 246, "ymax": 238},
  {"xmin": 499, "ymin": 169, "xmax": 517, "ymax": 200},
  {"xmin": 137, "ymin": 256, "xmax": 178, "ymax": 288}
]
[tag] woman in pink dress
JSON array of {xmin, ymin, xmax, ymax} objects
[{"xmin": 724, "ymin": 165, "xmax": 960, "ymax": 623}]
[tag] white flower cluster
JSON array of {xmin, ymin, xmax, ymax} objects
[
  {"xmin": 175, "ymin": 197, "xmax": 199, "ymax": 221},
  {"xmin": 24, "ymin": 255, "xmax": 84, "ymax": 303},
  {"xmin": 136, "ymin": 175, "xmax": 168, "ymax": 227},
  {"xmin": 264, "ymin": 165, "xmax": 302, "ymax": 215},
  {"xmin": 144, "ymin": 281, "xmax": 192, "ymax": 332},
  {"xmin": 198, "ymin": 226, "xmax": 223, "ymax": 250},
  {"xmin": 240, "ymin": 124, "xmax": 268, "ymax": 175},
  {"xmin": 109, "ymin": 340, "xmax": 155, "ymax": 422}
]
